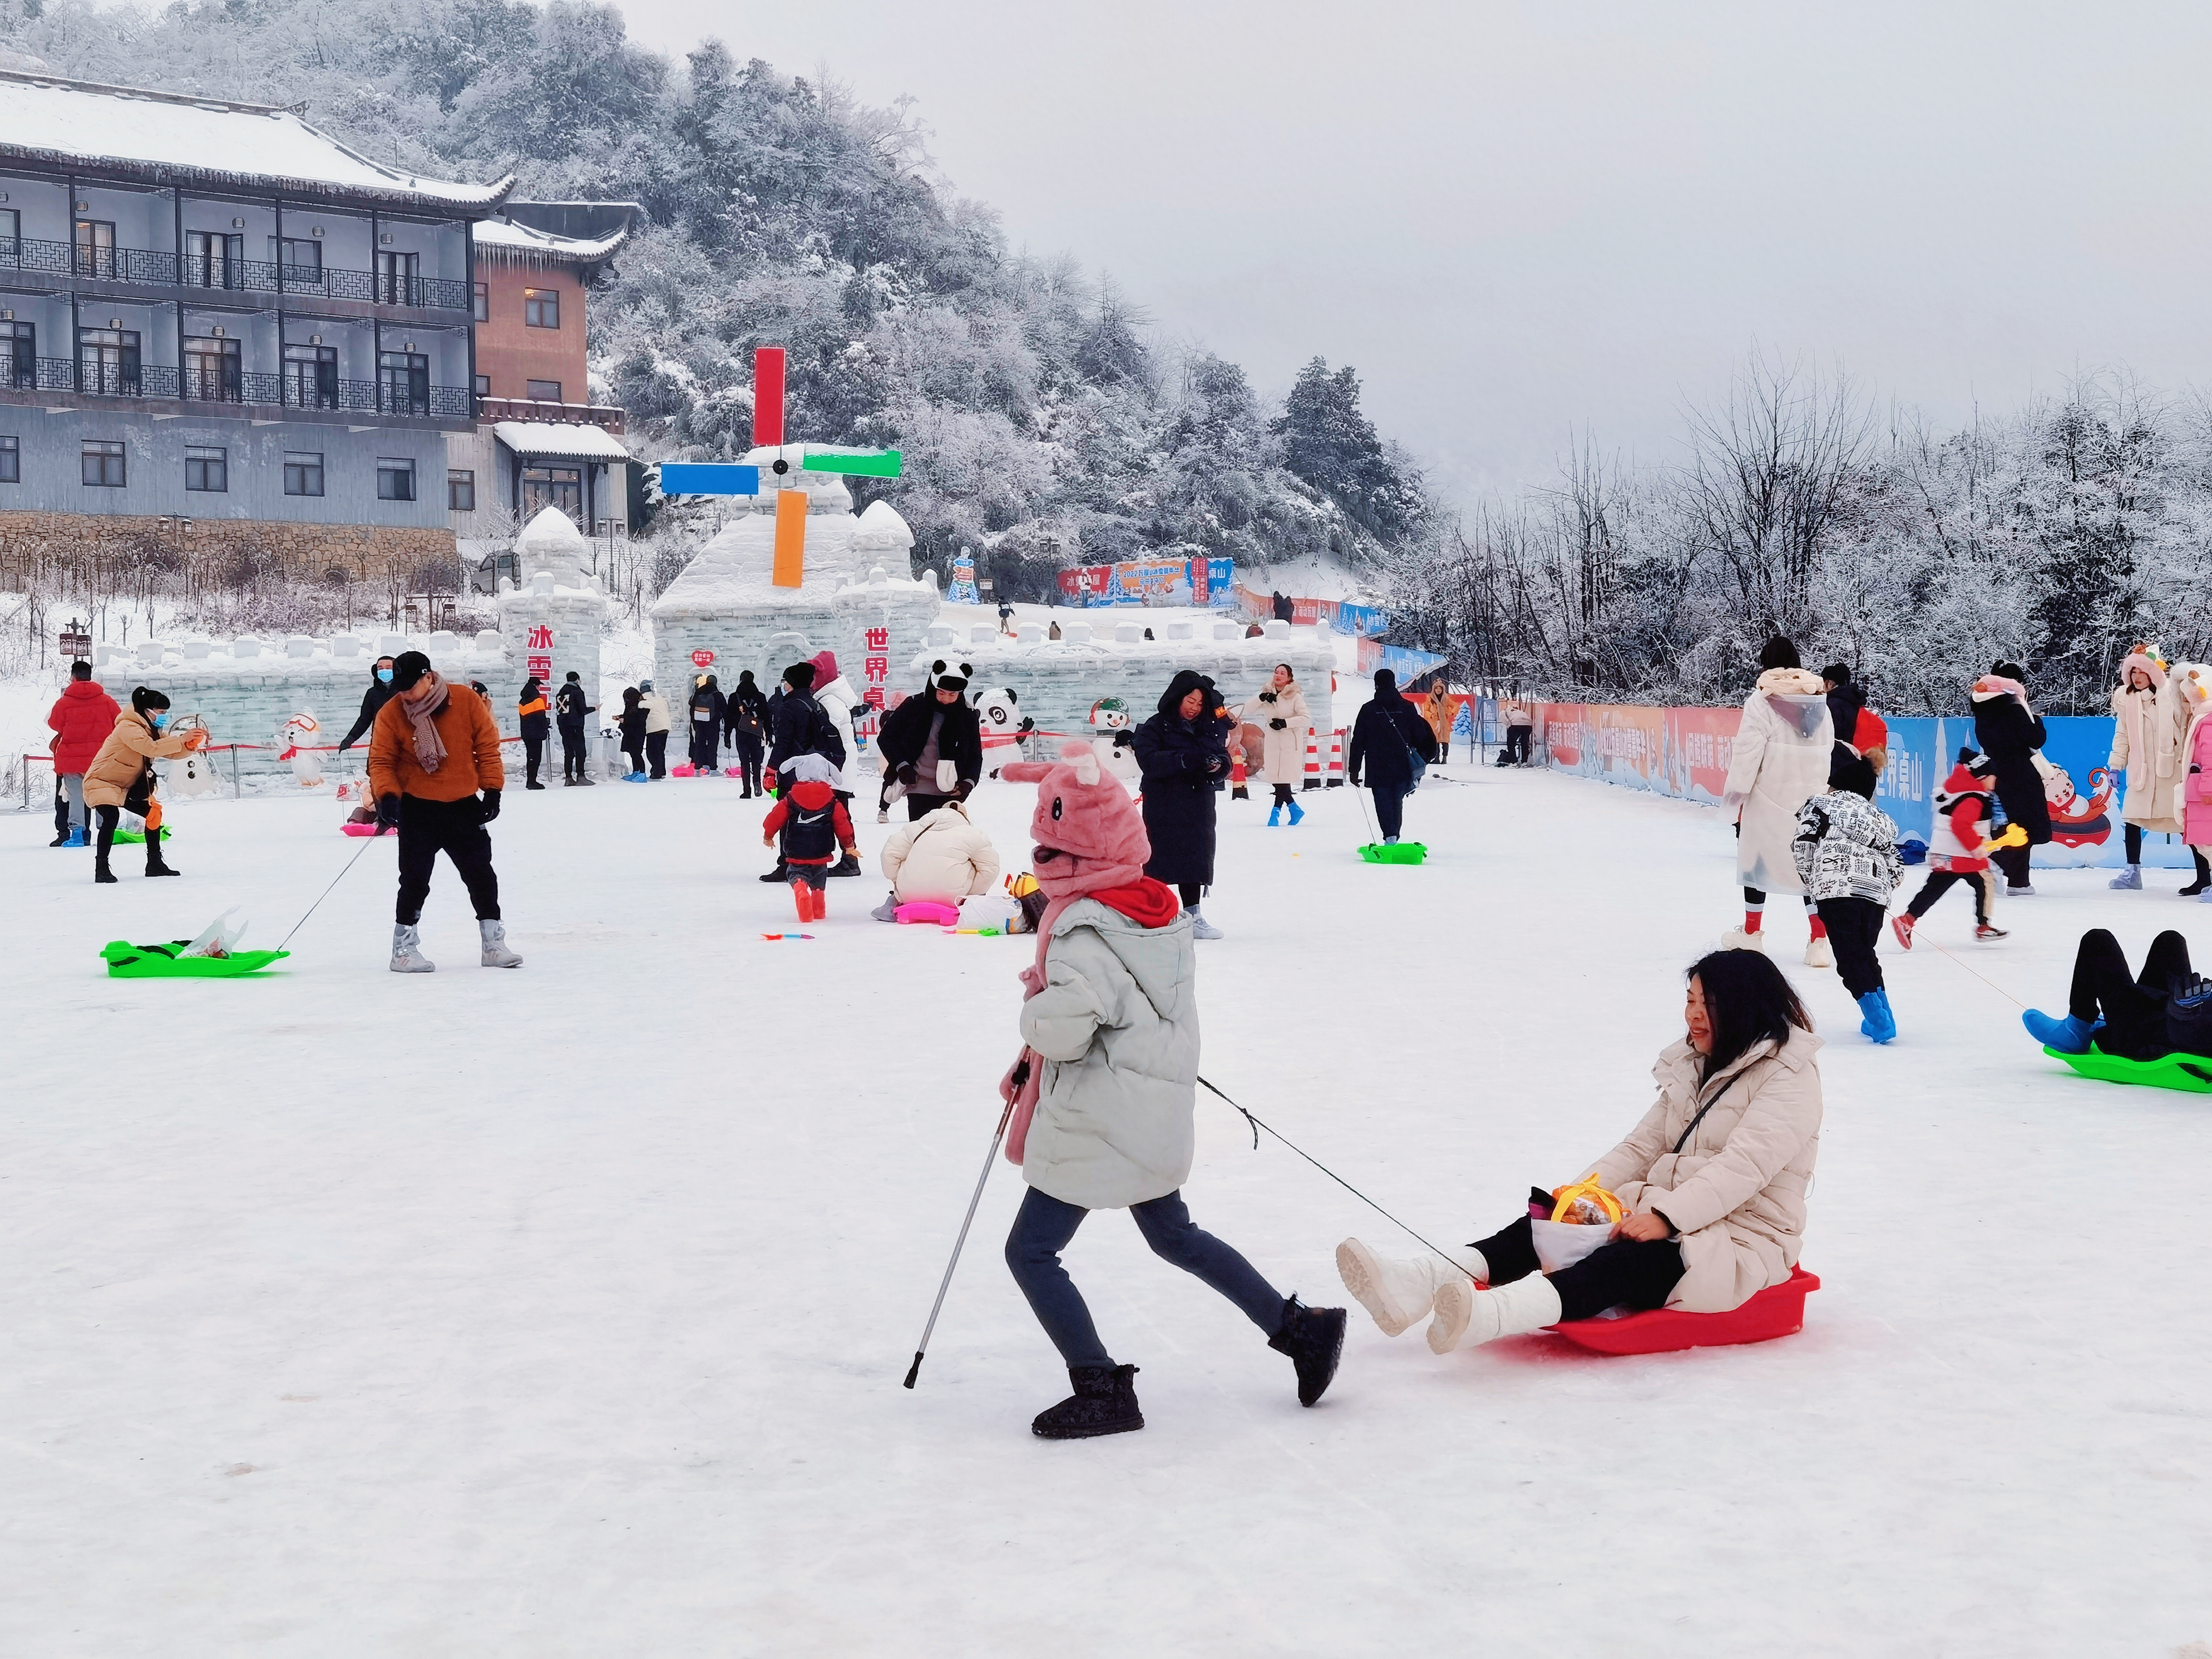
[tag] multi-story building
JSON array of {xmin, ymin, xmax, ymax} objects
[
  {"xmin": 0, "ymin": 68, "xmax": 512, "ymax": 576},
  {"xmin": 448, "ymin": 201, "xmax": 636, "ymax": 558}
]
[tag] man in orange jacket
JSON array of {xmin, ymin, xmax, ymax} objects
[{"xmin": 368, "ymin": 651, "xmax": 522, "ymax": 972}]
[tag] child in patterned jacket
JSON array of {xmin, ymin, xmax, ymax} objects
[{"xmin": 1794, "ymin": 753, "xmax": 1906, "ymax": 1043}]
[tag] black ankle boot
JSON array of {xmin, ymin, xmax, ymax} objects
[
  {"xmin": 1031, "ymin": 1363, "xmax": 1143, "ymax": 1439},
  {"xmin": 94, "ymin": 857, "xmax": 118, "ymax": 884},
  {"xmin": 1267, "ymin": 1296, "xmax": 1347, "ymax": 1407}
]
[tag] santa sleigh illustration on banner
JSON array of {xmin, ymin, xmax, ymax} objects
[{"xmin": 2039, "ymin": 759, "xmax": 2117, "ymax": 862}]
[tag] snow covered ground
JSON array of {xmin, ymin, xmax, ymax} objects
[{"xmin": 4, "ymin": 760, "xmax": 2209, "ymax": 1656}]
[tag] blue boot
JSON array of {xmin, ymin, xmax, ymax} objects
[
  {"xmin": 63, "ymin": 826, "xmax": 85, "ymax": 848},
  {"xmin": 1287, "ymin": 798, "xmax": 1305, "ymax": 826},
  {"xmin": 1267, "ymin": 804, "xmax": 1282, "ymax": 827},
  {"xmin": 2022, "ymin": 1008, "xmax": 2096, "ymax": 1053},
  {"xmin": 1857, "ymin": 988, "xmax": 1897, "ymax": 1044}
]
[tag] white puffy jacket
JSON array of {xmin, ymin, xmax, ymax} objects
[
  {"xmin": 880, "ymin": 802, "xmax": 1001, "ymax": 903},
  {"xmin": 1019, "ymin": 901, "xmax": 1199, "ymax": 1210},
  {"xmin": 1723, "ymin": 668, "xmax": 1834, "ymax": 893}
]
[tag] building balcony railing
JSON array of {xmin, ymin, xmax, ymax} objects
[
  {"xmin": 0, "ymin": 237, "xmax": 470, "ymax": 310},
  {"xmin": 10, "ymin": 355, "xmax": 469, "ymax": 416},
  {"xmin": 475, "ymin": 394, "xmax": 626, "ymax": 434}
]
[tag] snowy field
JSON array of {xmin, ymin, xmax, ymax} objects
[{"xmin": 4, "ymin": 761, "xmax": 2210, "ymax": 1657}]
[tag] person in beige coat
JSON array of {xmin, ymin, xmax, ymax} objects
[
  {"xmin": 2107, "ymin": 646, "xmax": 2191, "ymax": 891},
  {"xmin": 83, "ymin": 686, "xmax": 206, "ymax": 884},
  {"xmin": 1238, "ymin": 663, "xmax": 1311, "ymax": 826},
  {"xmin": 1721, "ymin": 636, "xmax": 1834, "ymax": 963},
  {"xmin": 1338, "ymin": 948, "xmax": 1822, "ymax": 1355},
  {"xmin": 869, "ymin": 800, "xmax": 1002, "ymax": 918}
]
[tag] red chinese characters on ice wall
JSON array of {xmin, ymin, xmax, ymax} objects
[
  {"xmin": 862, "ymin": 628, "xmax": 889, "ymax": 712},
  {"xmin": 525, "ymin": 622, "xmax": 554, "ymax": 686}
]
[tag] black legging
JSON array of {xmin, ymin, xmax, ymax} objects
[
  {"xmin": 1179, "ymin": 881, "xmax": 1204, "ymax": 909},
  {"xmin": 1467, "ymin": 1212, "xmax": 1686, "ymax": 1324},
  {"xmin": 2069, "ymin": 927, "xmax": 2189, "ymax": 1060},
  {"xmin": 1272, "ymin": 783, "xmax": 1294, "ymax": 806},
  {"xmin": 523, "ymin": 737, "xmax": 543, "ymax": 786},
  {"xmin": 1906, "ymin": 867, "xmax": 1994, "ymax": 925},
  {"xmin": 1815, "ymin": 895, "xmax": 1885, "ymax": 997}
]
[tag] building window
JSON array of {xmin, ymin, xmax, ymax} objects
[
  {"xmin": 522, "ymin": 463, "xmax": 583, "ymax": 523},
  {"xmin": 448, "ymin": 468, "xmax": 476, "ymax": 511},
  {"xmin": 185, "ymin": 446, "xmax": 227, "ymax": 492},
  {"xmin": 73, "ymin": 219, "xmax": 117, "ymax": 279},
  {"xmin": 271, "ymin": 237, "xmax": 323, "ymax": 286},
  {"xmin": 526, "ymin": 380, "xmax": 562, "ymax": 403},
  {"xmin": 523, "ymin": 288, "xmax": 559, "ymax": 329},
  {"xmin": 473, "ymin": 374, "xmax": 490, "ymax": 396},
  {"xmin": 378, "ymin": 350, "xmax": 429, "ymax": 416},
  {"xmin": 284, "ymin": 451, "xmax": 325, "ymax": 497},
  {"xmin": 1, "ymin": 320, "xmax": 33, "ymax": 390},
  {"xmin": 81, "ymin": 439, "xmax": 126, "ymax": 488},
  {"xmin": 0, "ymin": 435, "xmax": 17, "ymax": 484},
  {"xmin": 473, "ymin": 281, "xmax": 488, "ymax": 322},
  {"xmin": 77, "ymin": 327, "xmax": 140, "ymax": 397},
  {"xmin": 377, "ymin": 458, "xmax": 416, "ymax": 501},
  {"xmin": 284, "ymin": 344, "xmax": 339, "ymax": 410},
  {"xmin": 184, "ymin": 336, "xmax": 241, "ymax": 403}
]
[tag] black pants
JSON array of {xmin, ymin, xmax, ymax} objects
[
  {"xmin": 1992, "ymin": 841, "xmax": 2033, "ymax": 890},
  {"xmin": 523, "ymin": 737, "xmax": 543, "ymax": 786},
  {"xmin": 622, "ymin": 737, "xmax": 645, "ymax": 775},
  {"xmin": 2121, "ymin": 825, "xmax": 2210, "ymax": 884},
  {"xmin": 732, "ymin": 733, "xmax": 764, "ymax": 794},
  {"xmin": 1505, "ymin": 725, "xmax": 1533, "ymax": 764},
  {"xmin": 1468, "ymin": 1213, "xmax": 1686, "ymax": 1324},
  {"xmin": 689, "ymin": 726, "xmax": 719, "ymax": 770},
  {"xmin": 645, "ymin": 731, "xmax": 668, "ymax": 778},
  {"xmin": 1178, "ymin": 881, "xmax": 1204, "ymax": 908},
  {"xmin": 92, "ymin": 804, "xmax": 160, "ymax": 871},
  {"xmin": 396, "ymin": 795, "xmax": 500, "ymax": 925},
  {"xmin": 2070, "ymin": 927, "xmax": 2189, "ymax": 1060},
  {"xmin": 558, "ymin": 722, "xmax": 586, "ymax": 780},
  {"xmin": 1372, "ymin": 786, "xmax": 1406, "ymax": 840},
  {"xmin": 903, "ymin": 792, "xmax": 952, "ymax": 821},
  {"xmin": 1815, "ymin": 895, "xmax": 1886, "ymax": 997},
  {"xmin": 1906, "ymin": 868, "xmax": 1993, "ymax": 925},
  {"xmin": 1271, "ymin": 782, "xmax": 1294, "ymax": 807}
]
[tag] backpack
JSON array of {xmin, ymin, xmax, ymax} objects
[{"xmin": 780, "ymin": 793, "xmax": 838, "ymax": 861}]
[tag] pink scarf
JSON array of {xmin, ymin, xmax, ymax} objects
[{"xmin": 401, "ymin": 672, "xmax": 450, "ymax": 774}]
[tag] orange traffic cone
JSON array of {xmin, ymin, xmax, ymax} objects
[{"xmin": 1230, "ymin": 751, "xmax": 1249, "ymax": 801}]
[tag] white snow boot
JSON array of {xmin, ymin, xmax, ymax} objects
[
  {"xmin": 1719, "ymin": 927, "xmax": 1766, "ymax": 953},
  {"xmin": 478, "ymin": 919, "xmax": 523, "ymax": 967},
  {"xmin": 1804, "ymin": 936, "xmax": 1834, "ymax": 969},
  {"xmin": 1189, "ymin": 909, "xmax": 1224, "ymax": 941},
  {"xmin": 1336, "ymin": 1238, "xmax": 1487, "ymax": 1338},
  {"xmin": 390, "ymin": 924, "xmax": 435, "ymax": 973},
  {"xmin": 1427, "ymin": 1271, "xmax": 1564, "ymax": 1354}
]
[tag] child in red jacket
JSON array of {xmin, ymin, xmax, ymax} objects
[
  {"xmin": 763, "ymin": 753, "xmax": 859, "ymax": 921},
  {"xmin": 1893, "ymin": 748, "xmax": 2025, "ymax": 947}
]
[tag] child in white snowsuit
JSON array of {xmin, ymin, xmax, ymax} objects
[
  {"xmin": 995, "ymin": 740, "xmax": 1346, "ymax": 1438},
  {"xmin": 1793, "ymin": 753, "xmax": 1905, "ymax": 1043}
]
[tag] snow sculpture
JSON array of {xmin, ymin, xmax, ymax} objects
[
  {"xmin": 497, "ymin": 507, "xmax": 610, "ymax": 710},
  {"xmin": 279, "ymin": 711, "xmax": 326, "ymax": 786},
  {"xmin": 973, "ymin": 685, "xmax": 1035, "ymax": 779}
]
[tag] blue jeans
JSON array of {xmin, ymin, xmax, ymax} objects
[
  {"xmin": 1004, "ymin": 1186, "xmax": 1286, "ymax": 1367},
  {"xmin": 1372, "ymin": 786, "xmax": 1407, "ymax": 840}
]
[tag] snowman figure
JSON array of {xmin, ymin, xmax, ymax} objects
[
  {"xmin": 172, "ymin": 744, "xmax": 221, "ymax": 799},
  {"xmin": 1088, "ymin": 696, "xmax": 1141, "ymax": 785},
  {"xmin": 970, "ymin": 684, "xmax": 1035, "ymax": 779},
  {"xmin": 279, "ymin": 712, "xmax": 325, "ymax": 787}
]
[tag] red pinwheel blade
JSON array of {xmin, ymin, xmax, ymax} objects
[{"xmin": 754, "ymin": 346, "xmax": 786, "ymax": 448}]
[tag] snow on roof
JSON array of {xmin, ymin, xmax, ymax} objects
[
  {"xmin": 474, "ymin": 215, "xmax": 629, "ymax": 264},
  {"xmin": 0, "ymin": 70, "xmax": 512, "ymax": 210},
  {"xmin": 494, "ymin": 422, "xmax": 632, "ymax": 461}
]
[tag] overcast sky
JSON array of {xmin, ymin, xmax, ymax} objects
[{"xmin": 610, "ymin": 0, "xmax": 2212, "ymax": 507}]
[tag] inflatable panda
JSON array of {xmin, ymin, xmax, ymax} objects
[
  {"xmin": 1089, "ymin": 696, "xmax": 1141, "ymax": 786},
  {"xmin": 970, "ymin": 684, "xmax": 1035, "ymax": 779}
]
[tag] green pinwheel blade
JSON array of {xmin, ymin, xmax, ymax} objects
[{"xmin": 800, "ymin": 447, "xmax": 902, "ymax": 478}]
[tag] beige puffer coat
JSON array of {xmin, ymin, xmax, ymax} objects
[
  {"xmin": 1238, "ymin": 682, "xmax": 1312, "ymax": 786},
  {"xmin": 2110, "ymin": 680, "xmax": 2185, "ymax": 834},
  {"xmin": 1585, "ymin": 1027, "xmax": 1823, "ymax": 1312},
  {"xmin": 880, "ymin": 802, "xmax": 1001, "ymax": 903},
  {"xmin": 1723, "ymin": 667, "xmax": 1833, "ymax": 893},
  {"xmin": 83, "ymin": 710, "xmax": 199, "ymax": 810}
]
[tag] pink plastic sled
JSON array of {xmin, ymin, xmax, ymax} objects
[
  {"xmin": 894, "ymin": 900, "xmax": 961, "ymax": 926},
  {"xmin": 671, "ymin": 763, "xmax": 697, "ymax": 777},
  {"xmin": 1543, "ymin": 1266, "xmax": 1819, "ymax": 1355},
  {"xmin": 339, "ymin": 821, "xmax": 388, "ymax": 838}
]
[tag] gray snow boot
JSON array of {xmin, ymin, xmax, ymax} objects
[
  {"xmin": 871, "ymin": 891, "xmax": 900, "ymax": 922},
  {"xmin": 391, "ymin": 924, "xmax": 435, "ymax": 973},
  {"xmin": 478, "ymin": 919, "xmax": 523, "ymax": 967}
]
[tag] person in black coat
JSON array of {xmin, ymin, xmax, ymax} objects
[
  {"xmin": 726, "ymin": 673, "xmax": 767, "ymax": 798},
  {"xmin": 613, "ymin": 687, "xmax": 649, "ymax": 779},
  {"xmin": 687, "ymin": 673, "xmax": 728, "ymax": 772},
  {"xmin": 1971, "ymin": 659, "xmax": 2051, "ymax": 895},
  {"xmin": 766, "ymin": 661, "xmax": 848, "ymax": 780},
  {"xmin": 555, "ymin": 671, "xmax": 595, "ymax": 785},
  {"xmin": 517, "ymin": 676, "xmax": 550, "ymax": 790},
  {"xmin": 1131, "ymin": 668, "xmax": 1235, "ymax": 938},
  {"xmin": 338, "ymin": 656, "xmax": 398, "ymax": 751},
  {"xmin": 725, "ymin": 670, "xmax": 769, "ymax": 740},
  {"xmin": 1347, "ymin": 669, "xmax": 1439, "ymax": 844},
  {"xmin": 876, "ymin": 661, "xmax": 984, "ymax": 820}
]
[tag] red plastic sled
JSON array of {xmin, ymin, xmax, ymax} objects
[{"xmin": 1544, "ymin": 1266, "xmax": 1819, "ymax": 1354}]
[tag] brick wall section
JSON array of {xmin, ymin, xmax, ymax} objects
[{"xmin": 0, "ymin": 510, "xmax": 456, "ymax": 578}]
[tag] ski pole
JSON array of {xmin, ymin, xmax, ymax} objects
[
  {"xmin": 277, "ymin": 832, "xmax": 378, "ymax": 952},
  {"xmin": 903, "ymin": 1092, "xmax": 1017, "ymax": 1389}
]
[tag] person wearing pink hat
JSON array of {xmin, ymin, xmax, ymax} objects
[{"xmin": 995, "ymin": 740, "xmax": 1346, "ymax": 1438}]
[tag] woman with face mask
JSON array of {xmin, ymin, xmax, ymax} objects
[
  {"xmin": 83, "ymin": 686, "xmax": 205, "ymax": 884},
  {"xmin": 339, "ymin": 657, "xmax": 399, "ymax": 752}
]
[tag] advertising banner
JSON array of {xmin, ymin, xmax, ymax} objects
[{"xmin": 1058, "ymin": 556, "xmax": 1236, "ymax": 609}]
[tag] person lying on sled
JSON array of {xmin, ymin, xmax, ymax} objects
[
  {"xmin": 1338, "ymin": 949, "xmax": 1823, "ymax": 1353},
  {"xmin": 2024, "ymin": 930, "xmax": 2195, "ymax": 1060}
]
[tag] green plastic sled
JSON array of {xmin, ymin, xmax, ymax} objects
[
  {"xmin": 2043, "ymin": 1045, "xmax": 2212, "ymax": 1094},
  {"xmin": 1358, "ymin": 842, "xmax": 1428, "ymax": 865},
  {"xmin": 100, "ymin": 940, "xmax": 289, "ymax": 979},
  {"xmin": 111, "ymin": 826, "xmax": 170, "ymax": 844}
]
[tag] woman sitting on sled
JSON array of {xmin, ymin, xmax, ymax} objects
[{"xmin": 1339, "ymin": 949, "xmax": 1823, "ymax": 1353}]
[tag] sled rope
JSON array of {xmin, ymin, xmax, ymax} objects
[
  {"xmin": 278, "ymin": 834, "xmax": 377, "ymax": 952},
  {"xmin": 1196, "ymin": 1075, "xmax": 1458, "ymax": 1262},
  {"xmin": 1920, "ymin": 936, "xmax": 2027, "ymax": 1009}
]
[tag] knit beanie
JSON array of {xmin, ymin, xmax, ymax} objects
[{"xmin": 785, "ymin": 662, "xmax": 817, "ymax": 691}]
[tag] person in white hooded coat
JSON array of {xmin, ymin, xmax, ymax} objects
[
  {"xmin": 1720, "ymin": 636, "xmax": 1834, "ymax": 961},
  {"xmin": 869, "ymin": 800, "xmax": 1002, "ymax": 919},
  {"xmin": 2106, "ymin": 646, "xmax": 2197, "ymax": 891}
]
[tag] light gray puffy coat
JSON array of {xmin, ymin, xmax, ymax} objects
[
  {"xmin": 1791, "ymin": 788, "xmax": 1904, "ymax": 904},
  {"xmin": 1019, "ymin": 900, "xmax": 1199, "ymax": 1210}
]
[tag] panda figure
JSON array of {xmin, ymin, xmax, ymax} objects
[
  {"xmin": 1088, "ymin": 696, "xmax": 1141, "ymax": 786},
  {"xmin": 969, "ymin": 684, "xmax": 1035, "ymax": 779}
]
